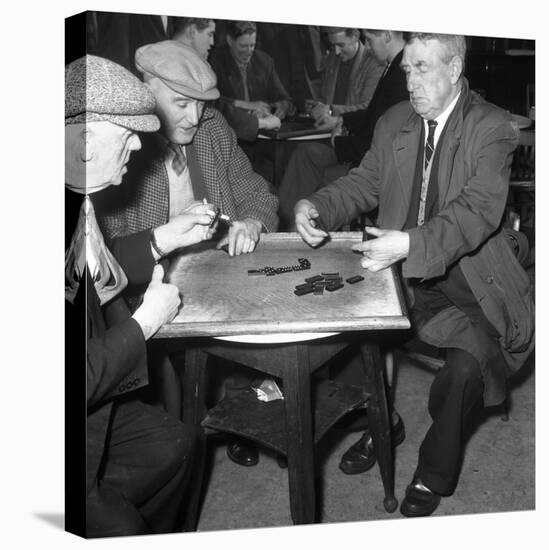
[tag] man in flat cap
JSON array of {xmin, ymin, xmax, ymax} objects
[
  {"xmin": 294, "ymin": 33, "xmax": 533, "ymax": 517},
  {"xmin": 95, "ymin": 41, "xmax": 279, "ymax": 469},
  {"xmin": 65, "ymin": 54, "xmax": 214, "ymax": 538}
]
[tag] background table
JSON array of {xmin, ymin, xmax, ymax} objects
[
  {"xmin": 256, "ymin": 117, "xmax": 330, "ymax": 186},
  {"xmin": 155, "ymin": 232, "xmax": 410, "ymax": 524}
]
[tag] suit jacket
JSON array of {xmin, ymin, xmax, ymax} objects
[
  {"xmin": 334, "ymin": 49, "xmax": 408, "ymax": 166},
  {"xmin": 65, "ymin": 190, "xmax": 151, "ymax": 496},
  {"xmin": 210, "ymin": 45, "xmax": 292, "ymax": 142},
  {"xmin": 320, "ymin": 42, "xmax": 384, "ymax": 116},
  {"xmin": 311, "ymin": 79, "xmax": 534, "ymax": 404},
  {"xmin": 95, "ymin": 106, "xmax": 279, "ymax": 243}
]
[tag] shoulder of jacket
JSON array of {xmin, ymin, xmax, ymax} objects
[
  {"xmin": 382, "ymin": 100, "xmax": 414, "ymax": 123},
  {"xmin": 465, "ymin": 94, "xmax": 512, "ymax": 124},
  {"xmin": 252, "ymin": 49, "xmax": 274, "ymax": 66}
]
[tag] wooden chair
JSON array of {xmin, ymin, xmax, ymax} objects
[{"xmin": 508, "ymin": 124, "xmax": 535, "ymax": 247}]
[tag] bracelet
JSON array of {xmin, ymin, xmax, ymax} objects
[{"xmin": 150, "ymin": 229, "xmax": 167, "ymax": 258}]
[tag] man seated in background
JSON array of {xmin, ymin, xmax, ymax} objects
[
  {"xmin": 209, "ymin": 20, "xmax": 294, "ymax": 180},
  {"xmin": 305, "ymin": 27, "xmax": 384, "ymax": 129},
  {"xmin": 278, "ymin": 30, "xmax": 407, "ymax": 230},
  {"xmin": 95, "ymin": 40, "xmax": 279, "ymax": 471},
  {"xmin": 65, "ymin": 55, "xmax": 214, "ymax": 537},
  {"xmin": 293, "ymin": 33, "xmax": 534, "ymax": 517}
]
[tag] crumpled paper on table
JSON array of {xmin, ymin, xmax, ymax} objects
[{"xmin": 252, "ymin": 378, "xmax": 284, "ymax": 402}]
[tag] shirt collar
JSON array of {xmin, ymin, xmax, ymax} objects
[{"xmin": 425, "ymin": 90, "xmax": 461, "ymax": 135}]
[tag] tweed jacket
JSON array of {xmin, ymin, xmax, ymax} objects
[
  {"xmin": 311, "ymin": 80, "xmax": 534, "ymax": 404},
  {"xmin": 96, "ymin": 107, "xmax": 279, "ymax": 242},
  {"xmin": 320, "ymin": 42, "xmax": 384, "ymax": 116}
]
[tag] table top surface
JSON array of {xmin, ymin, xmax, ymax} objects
[
  {"xmin": 258, "ymin": 117, "xmax": 330, "ymax": 141},
  {"xmin": 156, "ymin": 232, "xmax": 410, "ymax": 338}
]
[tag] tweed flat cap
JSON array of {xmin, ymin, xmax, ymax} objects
[
  {"xmin": 135, "ymin": 40, "xmax": 220, "ymax": 101},
  {"xmin": 65, "ymin": 55, "xmax": 160, "ymax": 132}
]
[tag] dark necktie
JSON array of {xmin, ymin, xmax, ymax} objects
[
  {"xmin": 168, "ymin": 142, "xmax": 187, "ymax": 176},
  {"xmin": 424, "ymin": 119, "xmax": 438, "ymax": 170}
]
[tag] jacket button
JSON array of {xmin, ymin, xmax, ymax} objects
[{"xmin": 485, "ymin": 275, "xmax": 494, "ymax": 284}]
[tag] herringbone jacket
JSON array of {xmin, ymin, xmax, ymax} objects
[{"xmin": 96, "ymin": 106, "xmax": 279, "ymax": 240}]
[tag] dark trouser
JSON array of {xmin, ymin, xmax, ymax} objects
[
  {"xmin": 86, "ymin": 399, "xmax": 203, "ymax": 538},
  {"xmin": 410, "ymin": 283, "xmax": 502, "ymax": 496},
  {"xmin": 277, "ymin": 141, "xmax": 338, "ymax": 230},
  {"xmin": 415, "ymin": 347, "xmax": 484, "ymax": 495}
]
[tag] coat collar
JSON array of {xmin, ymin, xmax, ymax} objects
[{"xmin": 393, "ymin": 78, "xmax": 472, "ymax": 212}]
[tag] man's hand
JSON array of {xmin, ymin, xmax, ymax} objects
[
  {"xmin": 294, "ymin": 199, "xmax": 329, "ymax": 247},
  {"xmin": 314, "ymin": 114, "xmax": 339, "ymax": 132},
  {"xmin": 351, "ymin": 227, "xmax": 410, "ymax": 272},
  {"xmin": 152, "ymin": 201, "xmax": 214, "ymax": 257},
  {"xmin": 258, "ymin": 113, "xmax": 281, "ymax": 131},
  {"xmin": 216, "ymin": 218, "xmax": 262, "ymax": 256},
  {"xmin": 272, "ymin": 99, "xmax": 294, "ymax": 120},
  {"xmin": 304, "ymin": 99, "xmax": 319, "ymax": 115},
  {"xmin": 234, "ymin": 99, "xmax": 272, "ymax": 117},
  {"xmin": 330, "ymin": 116, "xmax": 347, "ymax": 147},
  {"xmin": 310, "ymin": 101, "xmax": 331, "ymax": 121},
  {"xmin": 132, "ymin": 264, "xmax": 181, "ymax": 340}
]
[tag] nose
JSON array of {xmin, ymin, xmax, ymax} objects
[
  {"xmin": 406, "ymin": 71, "xmax": 419, "ymax": 93},
  {"xmin": 335, "ymin": 45, "xmax": 342, "ymax": 56},
  {"xmin": 187, "ymin": 103, "xmax": 201, "ymax": 126}
]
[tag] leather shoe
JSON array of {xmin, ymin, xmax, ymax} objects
[
  {"xmin": 226, "ymin": 438, "xmax": 259, "ymax": 467},
  {"xmin": 400, "ymin": 479, "xmax": 441, "ymax": 517},
  {"xmin": 339, "ymin": 413, "xmax": 405, "ymax": 475}
]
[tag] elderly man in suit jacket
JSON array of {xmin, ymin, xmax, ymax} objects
[
  {"xmin": 65, "ymin": 55, "xmax": 214, "ymax": 538},
  {"xmin": 295, "ymin": 33, "xmax": 534, "ymax": 517}
]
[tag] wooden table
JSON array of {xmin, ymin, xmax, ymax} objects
[{"xmin": 155, "ymin": 232, "xmax": 410, "ymax": 524}]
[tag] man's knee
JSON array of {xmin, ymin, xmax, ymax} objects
[{"xmin": 445, "ymin": 348, "xmax": 483, "ymax": 384}]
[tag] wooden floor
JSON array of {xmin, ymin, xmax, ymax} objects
[{"xmin": 195, "ymin": 351, "xmax": 535, "ymax": 532}]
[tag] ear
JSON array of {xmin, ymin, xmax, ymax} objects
[
  {"xmin": 448, "ymin": 55, "xmax": 463, "ymax": 84},
  {"xmin": 384, "ymin": 31, "xmax": 392, "ymax": 43},
  {"xmin": 80, "ymin": 127, "xmax": 93, "ymax": 162},
  {"xmin": 226, "ymin": 34, "xmax": 232, "ymax": 47},
  {"xmin": 190, "ymin": 24, "xmax": 197, "ymax": 39}
]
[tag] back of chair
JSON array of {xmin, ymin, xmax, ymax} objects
[{"xmin": 510, "ymin": 128, "xmax": 535, "ymax": 187}]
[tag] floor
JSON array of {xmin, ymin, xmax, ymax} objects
[{"xmin": 195, "ymin": 350, "xmax": 535, "ymax": 532}]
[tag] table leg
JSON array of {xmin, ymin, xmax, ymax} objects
[
  {"xmin": 283, "ymin": 344, "xmax": 316, "ymax": 524},
  {"xmin": 182, "ymin": 347, "xmax": 209, "ymax": 425},
  {"xmin": 360, "ymin": 342, "xmax": 398, "ymax": 512}
]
